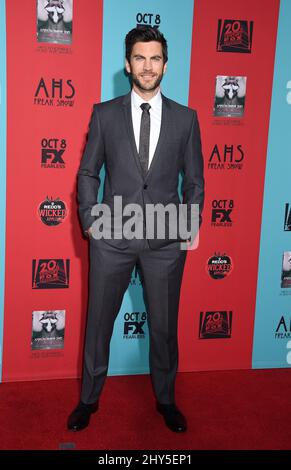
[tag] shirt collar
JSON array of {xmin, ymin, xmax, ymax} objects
[{"xmin": 131, "ymin": 88, "xmax": 162, "ymax": 111}]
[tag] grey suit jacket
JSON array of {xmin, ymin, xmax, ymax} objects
[{"xmin": 77, "ymin": 91, "xmax": 204, "ymax": 249}]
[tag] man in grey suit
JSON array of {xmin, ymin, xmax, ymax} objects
[{"xmin": 68, "ymin": 27, "xmax": 204, "ymax": 433}]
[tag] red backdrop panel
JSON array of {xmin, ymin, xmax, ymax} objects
[
  {"xmin": 179, "ymin": 0, "xmax": 280, "ymax": 370},
  {"xmin": 2, "ymin": 0, "xmax": 103, "ymax": 381}
]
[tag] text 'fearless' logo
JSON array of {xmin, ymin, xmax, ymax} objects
[
  {"xmin": 217, "ymin": 19, "xmax": 253, "ymax": 53},
  {"xmin": 38, "ymin": 196, "xmax": 68, "ymax": 226},
  {"xmin": 199, "ymin": 311, "xmax": 232, "ymax": 339},
  {"xmin": 34, "ymin": 77, "xmax": 75, "ymax": 107},
  {"xmin": 208, "ymin": 144, "xmax": 244, "ymax": 170},
  {"xmin": 207, "ymin": 253, "xmax": 233, "ymax": 280},
  {"xmin": 41, "ymin": 138, "xmax": 66, "ymax": 169},
  {"xmin": 123, "ymin": 312, "xmax": 147, "ymax": 339},
  {"xmin": 211, "ymin": 200, "xmax": 234, "ymax": 227},
  {"xmin": 136, "ymin": 12, "xmax": 161, "ymax": 28},
  {"xmin": 32, "ymin": 259, "xmax": 70, "ymax": 289}
]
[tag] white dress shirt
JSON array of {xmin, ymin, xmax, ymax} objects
[{"xmin": 131, "ymin": 88, "xmax": 162, "ymax": 169}]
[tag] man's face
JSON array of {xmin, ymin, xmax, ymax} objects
[{"xmin": 125, "ymin": 41, "xmax": 167, "ymax": 93}]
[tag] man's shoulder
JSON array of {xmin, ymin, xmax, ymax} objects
[
  {"xmin": 92, "ymin": 94, "xmax": 129, "ymax": 113},
  {"xmin": 163, "ymin": 95, "xmax": 197, "ymax": 117}
]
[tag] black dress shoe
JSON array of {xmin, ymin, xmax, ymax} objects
[
  {"xmin": 67, "ymin": 401, "xmax": 98, "ymax": 431},
  {"xmin": 156, "ymin": 403, "xmax": 187, "ymax": 433}
]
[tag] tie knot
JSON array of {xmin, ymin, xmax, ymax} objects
[{"xmin": 140, "ymin": 102, "xmax": 151, "ymax": 113}]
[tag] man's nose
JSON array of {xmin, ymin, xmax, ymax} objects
[{"xmin": 143, "ymin": 59, "xmax": 152, "ymax": 70}]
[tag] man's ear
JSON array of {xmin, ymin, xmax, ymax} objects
[
  {"xmin": 125, "ymin": 59, "xmax": 131, "ymax": 74},
  {"xmin": 163, "ymin": 62, "xmax": 167, "ymax": 75}
]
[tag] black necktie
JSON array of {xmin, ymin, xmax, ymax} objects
[{"xmin": 139, "ymin": 102, "xmax": 151, "ymax": 175}]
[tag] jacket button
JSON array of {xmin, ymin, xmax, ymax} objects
[{"xmin": 143, "ymin": 184, "xmax": 148, "ymax": 190}]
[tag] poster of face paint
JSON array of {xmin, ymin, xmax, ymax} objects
[
  {"xmin": 31, "ymin": 310, "xmax": 65, "ymax": 350},
  {"xmin": 281, "ymin": 252, "xmax": 291, "ymax": 288},
  {"xmin": 37, "ymin": 0, "xmax": 73, "ymax": 45},
  {"xmin": 213, "ymin": 75, "xmax": 247, "ymax": 117}
]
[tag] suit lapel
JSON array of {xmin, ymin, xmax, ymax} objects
[{"xmin": 122, "ymin": 92, "xmax": 171, "ymax": 182}]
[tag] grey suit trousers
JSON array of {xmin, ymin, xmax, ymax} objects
[{"xmin": 81, "ymin": 236, "xmax": 187, "ymax": 405}]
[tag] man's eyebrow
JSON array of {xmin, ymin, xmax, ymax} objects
[{"xmin": 132, "ymin": 54, "xmax": 162, "ymax": 59}]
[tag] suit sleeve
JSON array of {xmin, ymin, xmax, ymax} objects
[
  {"xmin": 182, "ymin": 110, "xmax": 205, "ymax": 231},
  {"xmin": 77, "ymin": 105, "xmax": 105, "ymax": 234}
]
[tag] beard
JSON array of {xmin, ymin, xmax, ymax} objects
[{"xmin": 131, "ymin": 72, "xmax": 164, "ymax": 92}]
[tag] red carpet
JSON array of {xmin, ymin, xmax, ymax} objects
[{"xmin": 0, "ymin": 369, "xmax": 290, "ymax": 450}]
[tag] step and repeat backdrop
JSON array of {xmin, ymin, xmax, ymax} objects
[{"xmin": 0, "ymin": 0, "xmax": 290, "ymax": 382}]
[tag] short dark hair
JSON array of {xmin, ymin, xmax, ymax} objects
[{"xmin": 125, "ymin": 27, "xmax": 168, "ymax": 63}]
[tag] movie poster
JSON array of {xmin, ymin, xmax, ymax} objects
[
  {"xmin": 281, "ymin": 252, "xmax": 291, "ymax": 288},
  {"xmin": 214, "ymin": 75, "xmax": 247, "ymax": 117},
  {"xmin": 31, "ymin": 310, "xmax": 65, "ymax": 350},
  {"xmin": 37, "ymin": 0, "xmax": 73, "ymax": 45}
]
